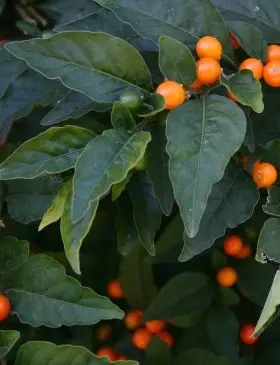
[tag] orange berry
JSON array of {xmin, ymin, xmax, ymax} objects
[
  {"xmin": 196, "ymin": 58, "xmax": 222, "ymax": 85},
  {"xmin": 252, "ymin": 161, "xmax": 277, "ymax": 188},
  {"xmin": 240, "ymin": 324, "xmax": 258, "ymax": 345},
  {"xmin": 145, "ymin": 320, "xmax": 166, "ymax": 334},
  {"xmin": 263, "ymin": 61, "xmax": 280, "ymax": 87},
  {"xmin": 96, "ymin": 347, "xmax": 117, "ymax": 361},
  {"xmin": 266, "ymin": 44, "xmax": 280, "ymax": 63},
  {"xmin": 227, "ymin": 89, "xmax": 239, "ymax": 103},
  {"xmin": 188, "ymin": 78, "xmax": 203, "ymax": 90},
  {"xmin": 223, "ymin": 235, "xmax": 243, "ymax": 256},
  {"xmin": 107, "ymin": 279, "xmax": 124, "ymax": 299},
  {"xmin": 0, "ymin": 294, "xmax": 11, "ymax": 320},
  {"xmin": 117, "ymin": 355, "xmax": 129, "ymax": 361},
  {"xmin": 216, "ymin": 267, "xmax": 238, "ymax": 287},
  {"xmin": 236, "ymin": 245, "xmax": 252, "ymax": 259},
  {"xmin": 196, "ymin": 36, "xmax": 223, "ymax": 60},
  {"xmin": 96, "ymin": 324, "xmax": 112, "ymax": 342},
  {"xmin": 156, "ymin": 81, "xmax": 185, "ymax": 110},
  {"xmin": 124, "ymin": 310, "xmax": 143, "ymax": 331},
  {"xmin": 156, "ymin": 331, "xmax": 174, "ymax": 347},
  {"xmin": 230, "ymin": 33, "xmax": 240, "ymax": 50},
  {"xmin": 132, "ymin": 328, "xmax": 152, "ymax": 350},
  {"xmin": 239, "ymin": 58, "xmax": 263, "ymax": 80}
]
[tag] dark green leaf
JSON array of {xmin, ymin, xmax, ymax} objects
[
  {"xmin": 39, "ymin": 179, "xmax": 73, "ymax": 231},
  {"xmin": 154, "ymin": 215, "xmax": 184, "ymax": 263},
  {"xmin": 254, "ymin": 270, "xmax": 280, "ymax": 337},
  {"xmin": 159, "ymin": 36, "xmax": 196, "ymax": 87},
  {"xmin": 175, "ymin": 349, "xmax": 229, "ymax": 365},
  {"xmin": 41, "ymin": 90, "xmax": 110, "ymax": 126},
  {"xmin": 180, "ymin": 162, "xmax": 259, "ymax": 261},
  {"xmin": 236, "ymin": 258, "xmax": 276, "ymax": 306},
  {"xmin": 0, "ymin": 126, "xmax": 95, "ymax": 179},
  {"xmin": 146, "ymin": 337, "xmax": 172, "ymax": 365},
  {"xmin": 116, "ymin": 193, "xmax": 139, "ymax": 255},
  {"xmin": 260, "ymin": 139, "xmax": 280, "ymax": 169},
  {"xmin": 216, "ymin": 287, "xmax": 240, "ymax": 307},
  {"xmin": 0, "ymin": 47, "xmax": 27, "ymax": 98},
  {"xmin": 61, "ymin": 190, "xmax": 99, "ymax": 275},
  {"xmin": 112, "ymin": 171, "xmax": 133, "ymax": 202},
  {"xmin": 0, "ymin": 0, "xmax": 5, "ymax": 15},
  {"xmin": 256, "ymin": 218, "xmax": 280, "ymax": 264},
  {"xmin": 127, "ymin": 174, "xmax": 162, "ymax": 255},
  {"xmin": 15, "ymin": 341, "xmax": 137, "ymax": 365},
  {"xmin": 0, "ymin": 237, "xmax": 29, "ymax": 274},
  {"xmin": 7, "ymin": 255, "xmax": 123, "ymax": 327},
  {"xmin": 6, "ymin": 176, "xmax": 63, "ymax": 224},
  {"xmin": 41, "ymin": 0, "xmax": 101, "ymax": 28},
  {"xmin": 227, "ymin": 21, "xmax": 267, "ymax": 61},
  {"xmin": 0, "ymin": 330, "xmax": 20, "ymax": 357},
  {"xmin": 243, "ymin": 109, "xmax": 255, "ymax": 152},
  {"xmin": 144, "ymin": 272, "xmax": 214, "ymax": 320},
  {"xmin": 72, "ymin": 129, "xmax": 151, "ymax": 223},
  {"xmin": 96, "ymin": 0, "xmax": 234, "ymax": 62},
  {"xmin": 207, "ymin": 307, "xmax": 239, "ymax": 362},
  {"xmin": 213, "ymin": 0, "xmax": 280, "ymax": 43},
  {"xmin": 147, "ymin": 119, "xmax": 174, "ymax": 216},
  {"xmin": 263, "ymin": 187, "xmax": 280, "ymax": 217},
  {"xmin": 120, "ymin": 243, "xmax": 157, "ymax": 310},
  {"xmin": 137, "ymin": 94, "xmax": 165, "ymax": 118},
  {"xmin": 220, "ymin": 70, "xmax": 264, "ymax": 113},
  {"xmin": 111, "ymin": 102, "xmax": 136, "ymax": 131},
  {"xmin": 166, "ymin": 96, "xmax": 246, "ymax": 238},
  {"xmin": 6, "ymin": 32, "xmax": 153, "ymax": 104}
]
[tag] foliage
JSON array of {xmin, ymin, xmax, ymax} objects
[{"xmin": 0, "ymin": 0, "xmax": 280, "ymax": 365}]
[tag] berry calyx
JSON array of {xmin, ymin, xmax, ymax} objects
[
  {"xmin": 196, "ymin": 36, "xmax": 223, "ymax": 60},
  {"xmin": 156, "ymin": 81, "xmax": 185, "ymax": 110},
  {"xmin": 216, "ymin": 267, "xmax": 238, "ymax": 287},
  {"xmin": 252, "ymin": 161, "xmax": 277, "ymax": 188}
]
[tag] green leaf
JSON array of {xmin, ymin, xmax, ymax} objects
[
  {"xmin": 41, "ymin": 90, "xmax": 110, "ymax": 126},
  {"xmin": 213, "ymin": 0, "xmax": 280, "ymax": 43},
  {"xmin": 0, "ymin": 69, "xmax": 66, "ymax": 136},
  {"xmin": 235, "ymin": 258, "xmax": 276, "ymax": 306},
  {"xmin": 144, "ymin": 272, "xmax": 214, "ymax": 320},
  {"xmin": 120, "ymin": 243, "xmax": 157, "ymax": 310},
  {"xmin": 263, "ymin": 187, "xmax": 280, "ymax": 217},
  {"xmin": 6, "ymin": 32, "xmax": 153, "ymax": 104},
  {"xmin": 220, "ymin": 70, "xmax": 264, "ymax": 113},
  {"xmin": 0, "ymin": 126, "xmax": 95, "ymax": 180},
  {"xmin": 127, "ymin": 173, "xmax": 162, "ymax": 255},
  {"xmin": 254, "ymin": 270, "xmax": 280, "ymax": 337},
  {"xmin": 15, "ymin": 341, "xmax": 137, "ymax": 365},
  {"xmin": 111, "ymin": 102, "xmax": 136, "ymax": 131},
  {"xmin": 146, "ymin": 337, "xmax": 172, "ymax": 365},
  {"xmin": 206, "ymin": 307, "xmax": 239, "ymax": 362},
  {"xmin": 41, "ymin": 0, "xmax": 101, "ymax": 28},
  {"xmin": 146, "ymin": 117, "xmax": 174, "ymax": 216},
  {"xmin": 61, "ymin": 190, "xmax": 99, "ymax": 275},
  {"xmin": 6, "ymin": 176, "xmax": 63, "ymax": 224},
  {"xmin": 216, "ymin": 287, "xmax": 240, "ymax": 307},
  {"xmin": 227, "ymin": 21, "xmax": 267, "ymax": 61},
  {"xmin": 7, "ymin": 254, "xmax": 123, "ymax": 327},
  {"xmin": 96, "ymin": 0, "xmax": 234, "ymax": 62},
  {"xmin": 0, "ymin": 47, "xmax": 26, "ymax": 98},
  {"xmin": 256, "ymin": 218, "xmax": 280, "ymax": 264},
  {"xmin": 112, "ymin": 171, "xmax": 133, "ymax": 202},
  {"xmin": 137, "ymin": 94, "xmax": 165, "ymax": 118},
  {"xmin": 166, "ymin": 95, "xmax": 246, "ymax": 238},
  {"xmin": 243, "ymin": 109, "xmax": 255, "ymax": 153},
  {"xmin": 0, "ymin": 237, "xmax": 29, "ymax": 274},
  {"xmin": 72, "ymin": 129, "xmax": 151, "ymax": 223},
  {"xmin": 159, "ymin": 36, "xmax": 196, "ymax": 87},
  {"xmin": 154, "ymin": 215, "xmax": 184, "ymax": 263},
  {"xmin": 260, "ymin": 139, "xmax": 280, "ymax": 168},
  {"xmin": 180, "ymin": 162, "xmax": 259, "ymax": 261},
  {"xmin": 116, "ymin": 192, "xmax": 139, "ymax": 255},
  {"xmin": 0, "ymin": 330, "xmax": 20, "ymax": 357},
  {"xmin": 39, "ymin": 179, "xmax": 73, "ymax": 231},
  {"xmin": 175, "ymin": 349, "xmax": 229, "ymax": 365}
]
